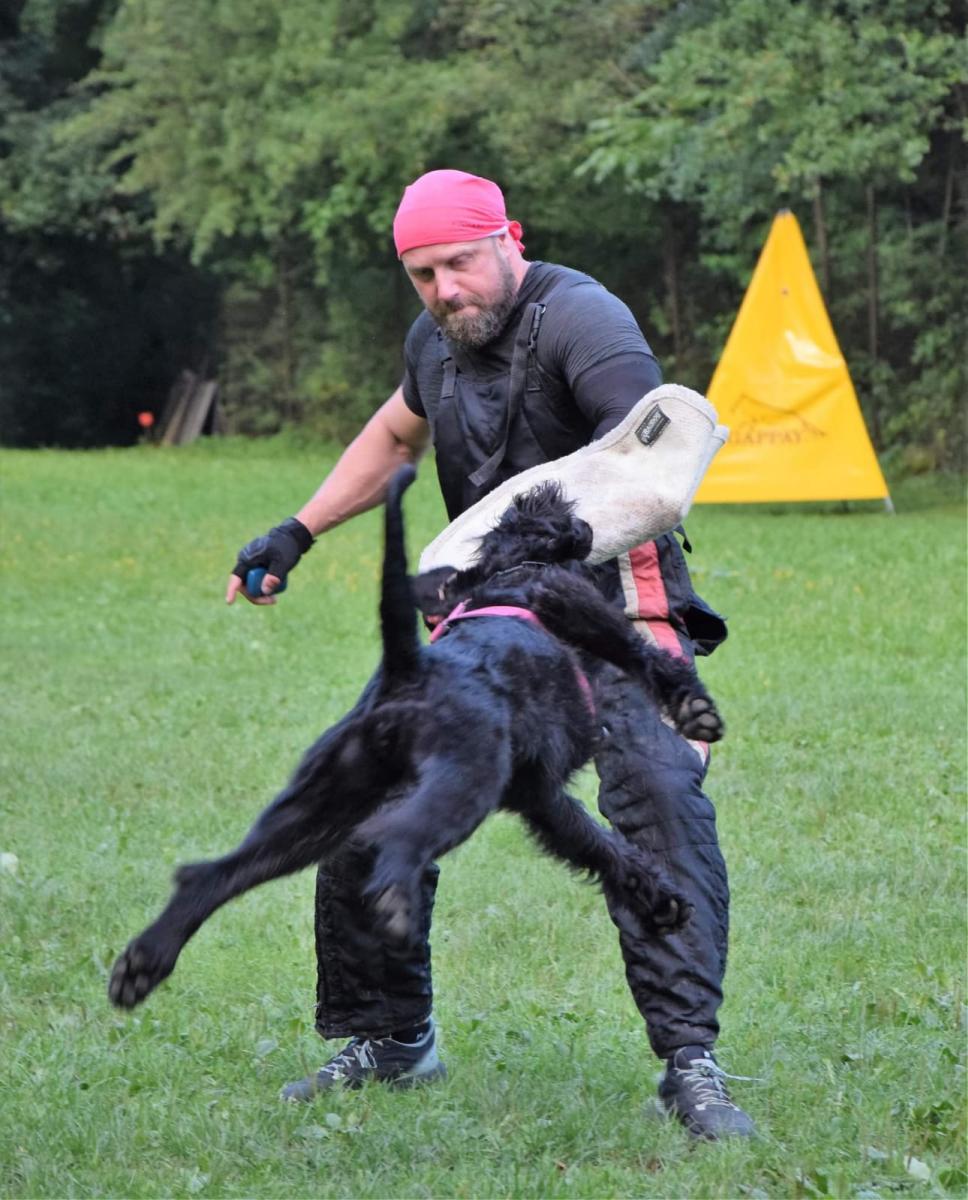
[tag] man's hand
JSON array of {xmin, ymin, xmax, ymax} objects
[{"xmin": 226, "ymin": 517, "xmax": 315, "ymax": 605}]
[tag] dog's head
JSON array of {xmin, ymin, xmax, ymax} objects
[
  {"xmin": 412, "ymin": 483, "xmax": 593, "ymax": 624},
  {"xmin": 476, "ymin": 482, "xmax": 593, "ymax": 573}
]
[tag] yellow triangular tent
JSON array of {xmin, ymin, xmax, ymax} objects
[{"xmin": 695, "ymin": 210, "xmax": 890, "ymax": 504}]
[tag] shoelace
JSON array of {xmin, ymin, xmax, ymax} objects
[
  {"xmin": 323, "ymin": 1037, "xmax": 385, "ymax": 1079},
  {"xmin": 674, "ymin": 1058, "xmax": 760, "ymax": 1111}
]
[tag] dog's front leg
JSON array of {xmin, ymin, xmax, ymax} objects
[
  {"xmin": 623, "ymin": 645, "xmax": 723, "ymax": 743},
  {"xmin": 356, "ymin": 743, "xmax": 510, "ymax": 950},
  {"xmin": 531, "ymin": 577, "xmax": 723, "ymax": 742}
]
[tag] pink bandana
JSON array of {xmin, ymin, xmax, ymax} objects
[{"xmin": 393, "ymin": 170, "xmax": 525, "ymax": 258}]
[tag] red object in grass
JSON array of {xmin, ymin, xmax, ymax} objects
[{"xmin": 137, "ymin": 411, "xmax": 155, "ymax": 429}]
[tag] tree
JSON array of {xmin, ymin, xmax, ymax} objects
[
  {"xmin": 3, "ymin": 0, "xmax": 964, "ymax": 462},
  {"xmin": 0, "ymin": 0, "xmax": 217, "ymax": 447},
  {"xmin": 24, "ymin": 0, "xmax": 674, "ymax": 436},
  {"xmin": 581, "ymin": 0, "xmax": 967, "ymax": 464}
]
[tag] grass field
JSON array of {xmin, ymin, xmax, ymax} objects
[{"xmin": 1, "ymin": 442, "xmax": 965, "ymax": 1199}]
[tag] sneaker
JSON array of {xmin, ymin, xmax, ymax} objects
[
  {"xmin": 280, "ymin": 1020, "xmax": 446, "ymax": 1102},
  {"xmin": 657, "ymin": 1045, "xmax": 756, "ymax": 1140}
]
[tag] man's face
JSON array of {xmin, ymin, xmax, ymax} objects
[{"xmin": 401, "ymin": 234, "xmax": 520, "ymax": 348}]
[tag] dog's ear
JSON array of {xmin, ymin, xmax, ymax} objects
[
  {"xmin": 563, "ymin": 515, "xmax": 593, "ymax": 562},
  {"xmin": 525, "ymin": 511, "xmax": 593, "ymax": 563}
]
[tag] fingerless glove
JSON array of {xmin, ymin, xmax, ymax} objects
[{"xmin": 232, "ymin": 517, "xmax": 314, "ymax": 588}]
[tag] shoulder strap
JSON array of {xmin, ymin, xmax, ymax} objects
[
  {"xmin": 468, "ymin": 272, "xmax": 587, "ymax": 489},
  {"xmin": 468, "ymin": 300, "xmax": 545, "ymax": 489},
  {"xmin": 435, "ymin": 271, "xmax": 587, "ymax": 495},
  {"xmin": 440, "ymin": 340, "xmax": 457, "ymax": 400}
]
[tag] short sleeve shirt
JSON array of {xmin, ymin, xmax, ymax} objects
[{"xmin": 403, "ymin": 262, "xmax": 660, "ymax": 435}]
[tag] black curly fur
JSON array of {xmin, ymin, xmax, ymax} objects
[{"xmin": 108, "ymin": 468, "xmax": 722, "ymax": 1011}]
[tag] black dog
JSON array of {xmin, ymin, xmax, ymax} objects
[{"xmin": 109, "ymin": 466, "xmax": 722, "ymax": 1010}]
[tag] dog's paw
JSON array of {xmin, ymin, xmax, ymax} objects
[
  {"xmin": 650, "ymin": 892, "xmax": 694, "ymax": 934},
  {"xmin": 370, "ymin": 884, "xmax": 416, "ymax": 949},
  {"xmin": 673, "ymin": 693, "xmax": 724, "ymax": 743},
  {"xmin": 107, "ymin": 935, "xmax": 177, "ymax": 1009},
  {"xmin": 606, "ymin": 846, "xmax": 694, "ymax": 937}
]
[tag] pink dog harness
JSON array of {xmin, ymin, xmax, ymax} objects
[
  {"xmin": 429, "ymin": 601, "xmax": 540, "ymax": 641},
  {"xmin": 429, "ymin": 601, "xmax": 595, "ymax": 715}
]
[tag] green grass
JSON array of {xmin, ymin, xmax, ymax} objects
[{"xmin": 1, "ymin": 443, "xmax": 965, "ymax": 1199}]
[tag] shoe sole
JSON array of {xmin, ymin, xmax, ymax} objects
[
  {"xmin": 387, "ymin": 1061, "xmax": 448, "ymax": 1090},
  {"xmin": 281, "ymin": 1061, "xmax": 447, "ymax": 1102},
  {"xmin": 654, "ymin": 1096, "xmax": 755, "ymax": 1141}
]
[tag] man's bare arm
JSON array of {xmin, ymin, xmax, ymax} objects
[
  {"xmin": 295, "ymin": 387, "xmax": 430, "ymax": 535},
  {"xmin": 226, "ymin": 388, "xmax": 430, "ymax": 605}
]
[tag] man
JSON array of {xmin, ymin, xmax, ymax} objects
[{"xmin": 227, "ymin": 170, "xmax": 754, "ymax": 1140}]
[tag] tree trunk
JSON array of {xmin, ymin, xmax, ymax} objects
[
  {"xmin": 938, "ymin": 136, "xmax": 956, "ymax": 259},
  {"xmin": 663, "ymin": 223, "xmax": 682, "ymax": 366},
  {"xmin": 812, "ymin": 182, "xmax": 831, "ymax": 297},
  {"xmin": 865, "ymin": 184, "xmax": 882, "ymax": 446},
  {"xmin": 276, "ymin": 244, "xmax": 295, "ymax": 423}
]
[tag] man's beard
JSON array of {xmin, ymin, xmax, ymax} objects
[{"xmin": 431, "ymin": 257, "xmax": 519, "ymax": 349}]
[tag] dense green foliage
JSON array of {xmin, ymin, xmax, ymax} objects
[
  {"xmin": 1, "ymin": 1, "xmax": 965, "ymax": 460},
  {"xmin": 0, "ymin": 0, "xmax": 219, "ymax": 446},
  {"xmin": 2, "ymin": 445, "xmax": 966, "ymax": 1196}
]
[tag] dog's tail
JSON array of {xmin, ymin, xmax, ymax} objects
[{"xmin": 381, "ymin": 463, "xmax": 420, "ymax": 681}]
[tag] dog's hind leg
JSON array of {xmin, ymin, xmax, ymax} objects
[
  {"xmin": 507, "ymin": 778, "xmax": 691, "ymax": 934},
  {"xmin": 109, "ymin": 712, "xmax": 404, "ymax": 1009}
]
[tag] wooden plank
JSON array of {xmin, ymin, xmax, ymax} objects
[
  {"xmin": 160, "ymin": 370, "xmax": 196, "ymax": 446},
  {"xmin": 177, "ymin": 380, "xmax": 218, "ymax": 444}
]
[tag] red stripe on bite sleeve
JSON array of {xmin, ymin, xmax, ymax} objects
[{"xmin": 629, "ymin": 542, "xmax": 684, "ymax": 659}]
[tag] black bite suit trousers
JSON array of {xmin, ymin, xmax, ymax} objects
[{"xmin": 312, "ymin": 663, "xmax": 730, "ymax": 1059}]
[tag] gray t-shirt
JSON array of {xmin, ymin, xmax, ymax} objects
[{"xmin": 402, "ymin": 261, "xmax": 661, "ymax": 441}]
